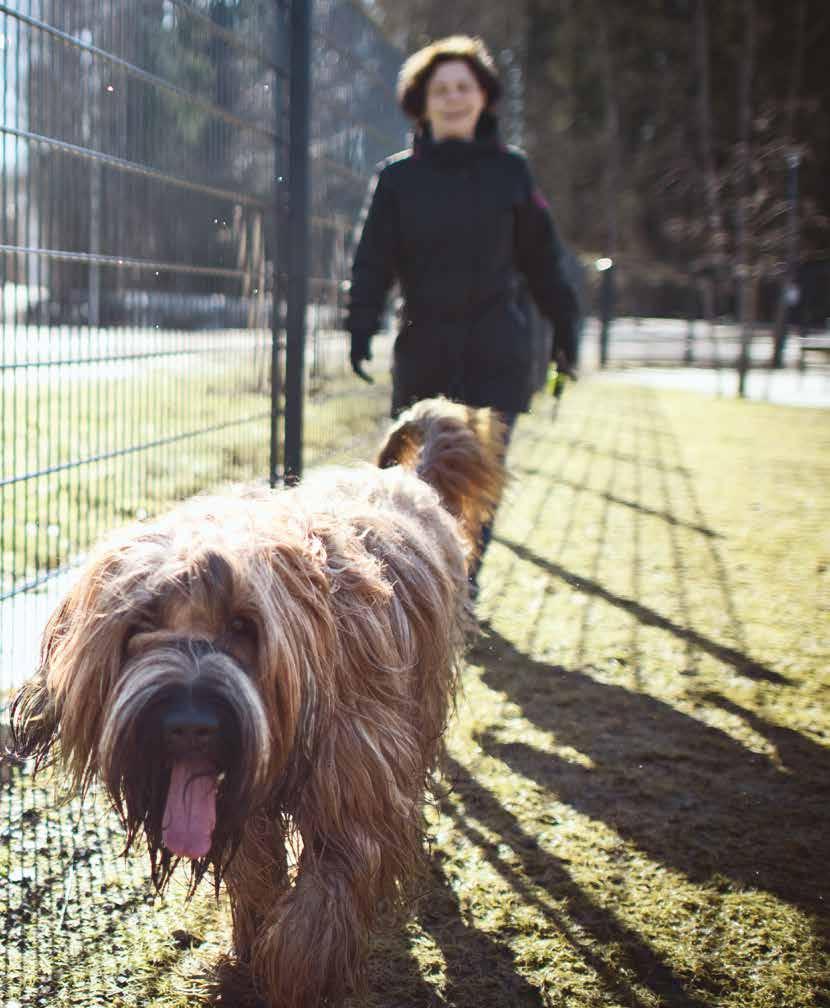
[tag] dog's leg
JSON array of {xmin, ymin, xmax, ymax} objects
[
  {"xmin": 224, "ymin": 811, "xmax": 291, "ymax": 962},
  {"xmin": 251, "ymin": 852, "xmax": 372, "ymax": 1007},
  {"xmin": 250, "ymin": 731, "xmax": 426, "ymax": 1007},
  {"xmin": 250, "ymin": 827, "xmax": 405, "ymax": 1007}
]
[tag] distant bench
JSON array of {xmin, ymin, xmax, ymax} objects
[{"xmin": 799, "ymin": 334, "xmax": 830, "ymax": 369}]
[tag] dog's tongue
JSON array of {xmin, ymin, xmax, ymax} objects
[{"xmin": 162, "ymin": 757, "xmax": 217, "ymax": 859}]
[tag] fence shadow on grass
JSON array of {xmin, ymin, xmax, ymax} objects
[
  {"xmin": 473, "ymin": 622, "xmax": 830, "ymax": 920},
  {"xmin": 506, "ymin": 473, "xmax": 725, "ymax": 541},
  {"xmin": 633, "ymin": 387, "xmax": 771, "ymax": 690},
  {"xmin": 510, "ymin": 387, "xmax": 786, "ymax": 687},
  {"xmin": 495, "ymin": 536, "xmax": 789, "ymax": 685},
  {"xmin": 412, "ymin": 848, "xmax": 546, "ymax": 1008},
  {"xmin": 0, "ymin": 773, "xmax": 163, "ymax": 1008},
  {"xmin": 358, "ymin": 844, "xmax": 548, "ymax": 1008},
  {"xmin": 436, "ymin": 756, "xmax": 710, "ymax": 1008}
]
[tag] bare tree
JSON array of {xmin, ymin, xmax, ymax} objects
[
  {"xmin": 770, "ymin": 0, "xmax": 806, "ymax": 366},
  {"xmin": 735, "ymin": 0, "xmax": 757, "ymax": 397},
  {"xmin": 694, "ymin": 0, "xmax": 725, "ymax": 330}
]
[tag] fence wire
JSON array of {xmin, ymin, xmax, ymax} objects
[
  {"xmin": 1, "ymin": 0, "xmax": 285, "ymax": 679},
  {"xmin": 0, "ymin": 0, "xmax": 404, "ymax": 690}
]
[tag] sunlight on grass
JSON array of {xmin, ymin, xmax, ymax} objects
[{"xmin": 2, "ymin": 378, "xmax": 828, "ymax": 1007}]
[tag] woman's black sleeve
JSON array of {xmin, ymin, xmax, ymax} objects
[
  {"xmin": 345, "ymin": 168, "xmax": 398, "ymax": 339},
  {"xmin": 514, "ymin": 161, "xmax": 580, "ymax": 365}
]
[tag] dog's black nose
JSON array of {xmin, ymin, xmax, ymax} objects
[{"xmin": 162, "ymin": 701, "xmax": 220, "ymax": 757}]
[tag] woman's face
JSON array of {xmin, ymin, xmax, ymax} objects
[{"xmin": 423, "ymin": 59, "xmax": 487, "ymax": 141}]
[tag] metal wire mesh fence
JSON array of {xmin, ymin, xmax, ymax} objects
[
  {"xmin": 0, "ymin": 4, "xmax": 287, "ymax": 998},
  {"xmin": 0, "ymin": 2, "xmax": 403, "ymax": 1002},
  {"xmin": 1, "ymin": 0, "xmax": 288, "ymax": 693},
  {"xmin": 301, "ymin": 0, "xmax": 405, "ymax": 466},
  {"xmin": 0, "ymin": 0, "xmax": 404, "ymax": 692}
]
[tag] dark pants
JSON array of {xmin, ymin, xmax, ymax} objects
[{"xmin": 469, "ymin": 411, "xmax": 517, "ymax": 592}]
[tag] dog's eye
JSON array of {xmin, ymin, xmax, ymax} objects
[
  {"xmin": 123, "ymin": 624, "xmax": 153, "ymax": 656},
  {"xmin": 228, "ymin": 615, "xmax": 256, "ymax": 639}
]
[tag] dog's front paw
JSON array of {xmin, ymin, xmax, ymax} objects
[{"xmin": 208, "ymin": 951, "xmax": 268, "ymax": 1008}]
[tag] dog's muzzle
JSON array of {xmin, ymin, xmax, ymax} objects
[
  {"xmin": 99, "ymin": 637, "xmax": 271, "ymax": 864},
  {"xmin": 161, "ymin": 690, "xmax": 222, "ymax": 760},
  {"xmin": 157, "ymin": 686, "xmax": 224, "ymax": 860}
]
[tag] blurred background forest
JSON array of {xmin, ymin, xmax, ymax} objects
[
  {"xmin": 4, "ymin": 0, "xmax": 829, "ymax": 334},
  {"xmin": 365, "ymin": 0, "xmax": 830, "ymax": 335}
]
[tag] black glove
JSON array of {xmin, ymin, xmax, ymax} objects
[{"xmin": 349, "ymin": 331, "xmax": 374, "ymax": 384}]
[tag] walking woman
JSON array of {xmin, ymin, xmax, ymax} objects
[
  {"xmin": 346, "ymin": 34, "xmax": 579, "ymax": 418},
  {"xmin": 346, "ymin": 35, "xmax": 579, "ymax": 590}
]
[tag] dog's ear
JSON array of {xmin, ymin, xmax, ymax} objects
[
  {"xmin": 245, "ymin": 531, "xmax": 340, "ymax": 776},
  {"xmin": 10, "ymin": 587, "xmax": 86, "ymax": 771},
  {"xmin": 9, "ymin": 669, "xmax": 59, "ymax": 769},
  {"xmin": 250, "ymin": 516, "xmax": 402, "ymax": 786},
  {"xmin": 376, "ymin": 422, "xmax": 420, "ymax": 470},
  {"xmin": 13, "ymin": 542, "xmax": 140, "ymax": 789}
]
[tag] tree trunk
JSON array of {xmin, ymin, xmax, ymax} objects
[
  {"xmin": 694, "ymin": 0, "xmax": 724, "ymax": 359},
  {"xmin": 597, "ymin": 10, "xmax": 620, "ymax": 367},
  {"xmin": 735, "ymin": 0, "xmax": 756, "ymax": 398},
  {"xmin": 771, "ymin": 0, "xmax": 806, "ymax": 368},
  {"xmin": 597, "ymin": 14, "xmax": 620, "ymax": 259}
]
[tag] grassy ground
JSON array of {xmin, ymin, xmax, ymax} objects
[
  {"xmin": 0, "ymin": 345, "xmax": 391, "ymax": 594},
  {"xmin": 1, "ymin": 377, "xmax": 828, "ymax": 1007}
]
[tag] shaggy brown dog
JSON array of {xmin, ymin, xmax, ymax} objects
[{"xmin": 11, "ymin": 398, "xmax": 506, "ymax": 1008}]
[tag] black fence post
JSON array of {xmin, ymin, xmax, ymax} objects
[
  {"xmin": 771, "ymin": 150, "xmax": 801, "ymax": 369},
  {"xmin": 597, "ymin": 258, "xmax": 615, "ymax": 367},
  {"xmin": 270, "ymin": 1, "xmax": 290, "ymax": 489},
  {"xmin": 684, "ymin": 276, "xmax": 697, "ymax": 364},
  {"xmin": 283, "ymin": 0, "xmax": 311, "ymax": 483}
]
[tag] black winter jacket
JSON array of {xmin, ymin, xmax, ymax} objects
[{"xmin": 346, "ymin": 114, "xmax": 579, "ymax": 415}]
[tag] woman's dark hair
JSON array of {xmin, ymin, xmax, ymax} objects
[{"xmin": 396, "ymin": 36, "xmax": 502, "ymax": 121}]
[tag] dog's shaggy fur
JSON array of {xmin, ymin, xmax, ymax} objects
[{"xmin": 11, "ymin": 398, "xmax": 506, "ymax": 1007}]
